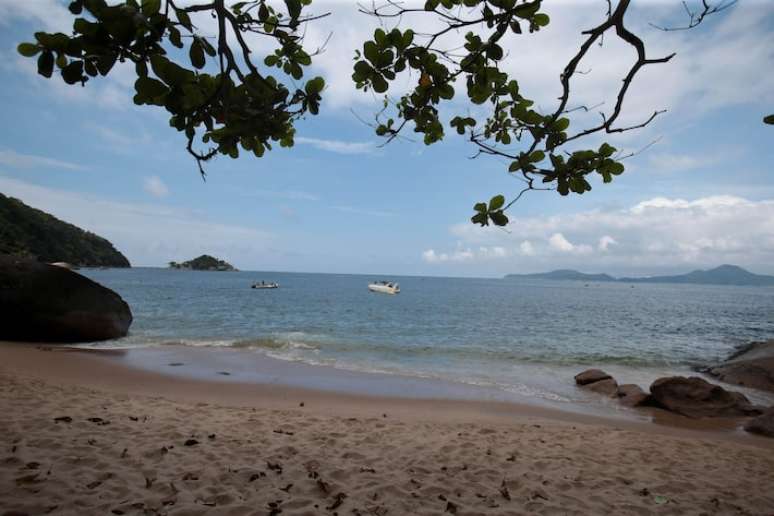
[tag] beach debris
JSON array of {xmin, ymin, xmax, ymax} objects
[
  {"xmin": 654, "ymin": 495, "xmax": 669, "ymax": 505},
  {"xmin": 129, "ymin": 416, "xmax": 138, "ymax": 421},
  {"xmin": 15, "ymin": 473, "xmax": 41, "ymax": 485},
  {"xmin": 299, "ymin": 402, "xmax": 305, "ymax": 407},
  {"xmin": 499, "ymin": 480, "xmax": 511, "ymax": 500},
  {"xmin": 326, "ymin": 492, "xmax": 347, "ymax": 510},
  {"xmin": 87, "ymin": 439, "xmax": 97, "ymax": 445},
  {"xmin": 183, "ymin": 472, "xmax": 199, "ymax": 481},
  {"xmin": 267, "ymin": 500, "xmax": 283, "ymax": 516},
  {"xmin": 183, "ymin": 439, "xmax": 199, "ymax": 447},
  {"xmin": 145, "ymin": 477, "xmax": 155, "ymax": 489},
  {"xmin": 445, "ymin": 501, "xmax": 458, "ymax": 513},
  {"xmin": 248, "ymin": 472, "xmax": 265, "ymax": 482},
  {"xmin": 216, "ymin": 371, "xmax": 231, "ymax": 376},
  {"xmin": 208, "ymin": 434, "xmax": 216, "ymax": 440},
  {"xmin": 53, "ymin": 416, "xmax": 72, "ymax": 423},
  {"xmin": 316, "ymin": 477, "xmax": 330, "ymax": 494},
  {"xmin": 273, "ymin": 429, "xmax": 295, "ymax": 436},
  {"xmin": 168, "ymin": 363, "xmax": 184, "ymax": 367},
  {"xmin": 506, "ymin": 454, "xmax": 516, "ymax": 462},
  {"xmin": 531, "ymin": 489, "xmax": 549, "ymax": 501},
  {"xmin": 743, "ymin": 407, "xmax": 774, "ymax": 437},
  {"xmin": 86, "ymin": 479, "xmax": 102, "ymax": 489},
  {"xmin": 279, "ymin": 483, "xmax": 293, "ymax": 492},
  {"xmin": 360, "ymin": 467, "xmax": 376, "ymax": 473},
  {"xmin": 267, "ymin": 461, "xmax": 283, "ymax": 475},
  {"xmin": 574, "ymin": 369, "xmax": 612, "ymax": 386},
  {"xmin": 639, "ymin": 488, "xmax": 650, "ymax": 496},
  {"xmin": 25, "ymin": 462, "xmax": 40, "ymax": 470}
]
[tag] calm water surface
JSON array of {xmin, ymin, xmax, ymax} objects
[{"xmin": 79, "ymin": 268, "xmax": 774, "ymax": 406}]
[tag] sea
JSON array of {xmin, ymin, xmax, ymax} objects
[{"xmin": 78, "ymin": 267, "xmax": 774, "ymax": 410}]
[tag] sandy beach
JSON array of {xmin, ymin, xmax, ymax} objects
[{"xmin": 2, "ymin": 344, "xmax": 774, "ymax": 515}]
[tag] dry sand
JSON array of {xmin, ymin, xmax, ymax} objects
[{"xmin": 2, "ymin": 344, "xmax": 774, "ymax": 515}]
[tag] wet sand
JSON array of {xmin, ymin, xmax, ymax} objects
[{"xmin": 1, "ymin": 342, "xmax": 774, "ymax": 515}]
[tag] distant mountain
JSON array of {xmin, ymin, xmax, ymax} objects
[
  {"xmin": 505, "ymin": 269, "xmax": 616, "ymax": 282},
  {"xmin": 169, "ymin": 255, "xmax": 237, "ymax": 271},
  {"xmin": 618, "ymin": 265, "xmax": 774, "ymax": 286},
  {"xmin": 0, "ymin": 193, "xmax": 130, "ymax": 268},
  {"xmin": 505, "ymin": 265, "xmax": 774, "ymax": 286}
]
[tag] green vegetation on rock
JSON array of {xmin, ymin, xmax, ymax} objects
[
  {"xmin": 169, "ymin": 255, "xmax": 236, "ymax": 271},
  {"xmin": 0, "ymin": 193, "xmax": 130, "ymax": 268}
]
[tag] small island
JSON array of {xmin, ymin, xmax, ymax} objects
[{"xmin": 169, "ymin": 255, "xmax": 237, "ymax": 271}]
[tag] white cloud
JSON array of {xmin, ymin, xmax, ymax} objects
[
  {"xmin": 422, "ymin": 246, "xmax": 507, "ymax": 263},
  {"xmin": 0, "ymin": 175, "xmax": 276, "ymax": 267},
  {"xmin": 0, "ymin": 149, "xmax": 85, "ymax": 171},
  {"xmin": 599, "ymin": 235, "xmax": 617, "ymax": 251},
  {"xmin": 519, "ymin": 240, "xmax": 536, "ymax": 256},
  {"xmin": 143, "ymin": 176, "xmax": 169, "ymax": 198},
  {"xmin": 433, "ymin": 195, "xmax": 774, "ymax": 274},
  {"xmin": 295, "ymin": 137, "xmax": 374, "ymax": 155},
  {"xmin": 549, "ymin": 233, "xmax": 574, "ymax": 252},
  {"xmin": 648, "ymin": 152, "xmax": 721, "ymax": 172}
]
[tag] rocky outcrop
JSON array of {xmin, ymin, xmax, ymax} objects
[
  {"xmin": 705, "ymin": 341, "xmax": 774, "ymax": 393},
  {"xmin": 586, "ymin": 378, "xmax": 619, "ymax": 397},
  {"xmin": 744, "ymin": 408, "xmax": 774, "ymax": 438},
  {"xmin": 0, "ymin": 255, "xmax": 132, "ymax": 342},
  {"xmin": 574, "ymin": 369, "xmax": 612, "ymax": 386},
  {"xmin": 616, "ymin": 384, "xmax": 651, "ymax": 407},
  {"xmin": 648, "ymin": 376, "xmax": 762, "ymax": 419}
]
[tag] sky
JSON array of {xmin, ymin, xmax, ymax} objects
[{"xmin": 0, "ymin": 0, "xmax": 773, "ymax": 277}]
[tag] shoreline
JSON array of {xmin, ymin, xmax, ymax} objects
[
  {"xmin": 2, "ymin": 344, "xmax": 774, "ymax": 514},
  {"xmin": 1, "ymin": 342, "xmax": 771, "ymax": 445}
]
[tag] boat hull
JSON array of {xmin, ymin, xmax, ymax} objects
[{"xmin": 368, "ymin": 284, "xmax": 399, "ymax": 294}]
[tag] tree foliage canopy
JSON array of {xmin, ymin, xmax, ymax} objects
[{"xmin": 19, "ymin": 0, "xmax": 736, "ymax": 226}]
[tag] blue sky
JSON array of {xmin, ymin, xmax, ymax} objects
[{"xmin": 0, "ymin": 0, "xmax": 773, "ymax": 277}]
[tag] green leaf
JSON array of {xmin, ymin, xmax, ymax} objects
[
  {"xmin": 533, "ymin": 13, "xmax": 550, "ymax": 27},
  {"xmin": 61, "ymin": 60, "xmax": 83, "ymax": 84},
  {"xmin": 37, "ymin": 51, "xmax": 54, "ymax": 78},
  {"xmin": 17, "ymin": 43, "xmax": 40, "ymax": 57},
  {"xmin": 141, "ymin": 0, "xmax": 161, "ymax": 16},
  {"xmin": 489, "ymin": 211, "xmax": 508, "ymax": 226},
  {"xmin": 488, "ymin": 194, "xmax": 505, "ymax": 211},
  {"xmin": 473, "ymin": 202, "xmax": 487, "ymax": 213},
  {"xmin": 189, "ymin": 39, "xmax": 205, "ymax": 69}
]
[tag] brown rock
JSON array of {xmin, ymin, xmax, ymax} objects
[
  {"xmin": 744, "ymin": 408, "xmax": 774, "ymax": 438},
  {"xmin": 616, "ymin": 384, "xmax": 651, "ymax": 407},
  {"xmin": 586, "ymin": 378, "xmax": 619, "ymax": 397},
  {"xmin": 0, "ymin": 255, "xmax": 132, "ymax": 342},
  {"xmin": 705, "ymin": 341, "xmax": 774, "ymax": 393},
  {"xmin": 574, "ymin": 369, "xmax": 612, "ymax": 386},
  {"xmin": 649, "ymin": 376, "xmax": 762, "ymax": 418}
]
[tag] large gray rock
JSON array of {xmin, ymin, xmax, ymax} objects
[
  {"xmin": 705, "ymin": 341, "xmax": 774, "ymax": 393},
  {"xmin": 744, "ymin": 408, "xmax": 774, "ymax": 438},
  {"xmin": 0, "ymin": 255, "xmax": 132, "ymax": 342},
  {"xmin": 649, "ymin": 376, "xmax": 762, "ymax": 419},
  {"xmin": 616, "ymin": 384, "xmax": 651, "ymax": 407},
  {"xmin": 574, "ymin": 369, "xmax": 612, "ymax": 386}
]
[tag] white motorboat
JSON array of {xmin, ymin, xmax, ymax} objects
[
  {"xmin": 251, "ymin": 281, "xmax": 279, "ymax": 289},
  {"xmin": 368, "ymin": 281, "xmax": 400, "ymax": 294}
]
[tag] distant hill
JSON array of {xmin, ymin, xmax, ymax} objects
[
  {"xmin": 505, "ymin": 269, "xmax": 615, "ymax": 282},
  {"xmin": 505, "ymin": 265, "xmax": 774, "ymax": 286},
  {"xmin": 169, "ymin": 255, "xmax": 236, "ymax": 271},
  {"xmin": 0, "ymin": 193, "xmax": 130, "ymax": 268},
  {"xmin": 619, "ymin": 265, "xmax": 774, "ymax": 286}
]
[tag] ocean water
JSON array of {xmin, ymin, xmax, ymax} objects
[{"xmin": 79, "ymin": 268, "xmax": 774, "ymax": 406}]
